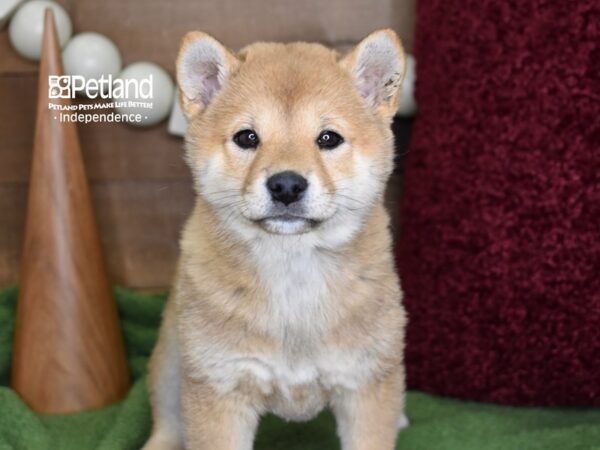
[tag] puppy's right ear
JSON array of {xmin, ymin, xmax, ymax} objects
[{"xmin": 176, "ymin": 32, "xmax": 240, "ymax": 119}]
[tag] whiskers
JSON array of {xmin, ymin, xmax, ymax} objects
[
  {"xmin": 210, "ymin": 200, "xmax": 255, "ymax": 238},
  {"xmin": 201, "ymin": 174, "xmax": 376, "ymax": 231},
  {"xmin": 321, "ymin": 175, "xmax": 381, "ymax": 214}
]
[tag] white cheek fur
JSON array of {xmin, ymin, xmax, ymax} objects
[{"xmin": 196, "ymin": 153, "xmax": 227, "ymax": 198}]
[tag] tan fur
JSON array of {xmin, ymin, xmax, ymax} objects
[{"xmin": 144, "ymin": 29, "xmax": 407, "ymax": 450}]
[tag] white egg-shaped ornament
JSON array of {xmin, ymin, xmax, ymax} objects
[
  {"xmin": 0, "ymin": 0, "xmax": 25, "ymax": 30},
  {"xmin": 62, "ymin": 32, "xmax": 122, "ymax": 98},
  {"xmin": 167, "ymin": 88, "xmax": 188, "ymax": 136},
  {"xmin": 397, "ymin": 53, "xmax": 417, "ymax": 117},
  {"xmin": 114, "ymin": 62, "xmax": 175, "ymax": 127},
  {"xmin": 9, "ymin": 0, "xmax": 72, "ymax": 60}
]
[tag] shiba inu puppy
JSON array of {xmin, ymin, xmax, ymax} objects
[{"xmin": 144, "ymin": 29, "xmax": 408, "ymax": 450}]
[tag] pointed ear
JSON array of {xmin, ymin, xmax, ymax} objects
[
  {"xmin": 176, "ymin": 32, "xmax": 240, "ymax": 119},
  {"xmin": 341, "ymin": 29, "xmax": 406, "ymax": 119}
]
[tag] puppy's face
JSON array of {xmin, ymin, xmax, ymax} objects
[{"xmin": 177, "ymin": 31, "xmax": 405, "ymax": 241}]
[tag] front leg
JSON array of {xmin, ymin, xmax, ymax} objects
[
  {"xmin": 331, "ymin": 366, "xmax": 406, "ymax": 450},
  {"xmin": 181, "ymin": 377, "xmax": 259, "ymax": 450}
]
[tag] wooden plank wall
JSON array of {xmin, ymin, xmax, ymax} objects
[{"xmin": 0, "ymin": 0, "xmax": 414, "ymax": 291}]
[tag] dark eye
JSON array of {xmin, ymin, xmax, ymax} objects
[
  {"xmin": 317, "ymin": 130, "xmax": 344, "ymax": 150},
  {"xmin": 233, "ymin": 129, "xmax": 260, "ymax": 149}
]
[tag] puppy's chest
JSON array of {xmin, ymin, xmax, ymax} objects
[
  {"xmin": 248, "ymin": 246, "xmax": 363, "ymax": 391},
  {"xmin": 256, "ymin": 247, "xmax": 330, "ymax": 334},
  {"xmin": 198, "ymin": 246, "xmax": 376, "ymax": 419}
]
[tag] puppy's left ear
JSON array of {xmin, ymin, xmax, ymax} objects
[
  {"xmin": 341, "ymin": 29, "xmax": 406, "ymax": 120},
  {"xmin": 176, "ymin": 31, "xmax": 240, "ymax": 119}
]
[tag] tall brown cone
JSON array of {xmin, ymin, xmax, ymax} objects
[{"xmin": 11, "ymin": 10, "xmax": 130, "ymax": 413}]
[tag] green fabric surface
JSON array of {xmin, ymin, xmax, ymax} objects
[{"xmin": 1, "ymin": 286, "xmax": 599, "ymax": 449}]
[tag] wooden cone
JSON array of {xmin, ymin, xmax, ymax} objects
[{"xmin": 11, "ymin": 10, "xmax": 130, "ymax": 413}]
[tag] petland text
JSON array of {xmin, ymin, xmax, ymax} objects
[{"xmin": 48, "ymin": 74, "xmax": 153, "ymax": 100}]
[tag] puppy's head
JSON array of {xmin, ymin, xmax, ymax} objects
[{"xmin": 177, "ymin": 30, "xmax": 405, "ymax": 244}]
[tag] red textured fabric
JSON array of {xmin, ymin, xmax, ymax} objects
[{"xmin": 397, "ymin": 0, "xmax": 600, "ymax": 406}]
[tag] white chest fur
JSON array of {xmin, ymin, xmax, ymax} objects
[
  {"xmin": 251, "ymin": 237, "xmax": 331, "ymax": 339},
  {"xmin": 189, "ymin": 237, "xmax": 377, "ymax": 421}
]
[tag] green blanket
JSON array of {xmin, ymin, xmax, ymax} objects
[{"xmin": 1, "ymin": 286, "xmax": 599, "ymax": 450}]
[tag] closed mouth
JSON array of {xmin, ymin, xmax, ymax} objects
[{"xmin": 256, "ymin": 214, "xmax": 321, "ymax": 227}]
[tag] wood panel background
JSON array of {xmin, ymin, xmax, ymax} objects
[{"xmin": 0, "ymin": 0, "xmax": 414, "ymax": 291}]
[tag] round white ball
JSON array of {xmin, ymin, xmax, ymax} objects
[
  {"xmin": 62, "ymin": 32, "xmax": 122, "ymax": 97},
  {"xmin": 114, "ymin": 62, "xmax": 175, "ymax": 127},
  {"xmin": 397, "ymin": 54, "xmax": 417, "ymax": 117},
  {"xmin": 9, "ymin": 0, "xmax": 72, "ymax": 61}
]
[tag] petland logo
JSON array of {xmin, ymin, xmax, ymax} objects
[{"xmin": 48, "ymin": 75, "xmax": 153, "ymax": 100}]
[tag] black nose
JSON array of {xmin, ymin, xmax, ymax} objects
[{"xmin": 266, "ymin": 171, "xmax": 308, "ymax": 206}]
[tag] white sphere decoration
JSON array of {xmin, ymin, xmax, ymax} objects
[
  {"xmin": 168, "ymin": 88, "xmax": 188, "ymax": 136},
  {"xmin": 114, "ymin": 62, "xmax": 175, "ymax": 127},
  {"xmin": 397, "ymin": 53, "xmax": 417, "ymax": 117},
  {"xmin": 62, "ymin": 32, "xmax": 122, "ymax": 97},
  {"xmin": 8, "ymin": 0, "xmax": 72, "ymax": 60}
]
